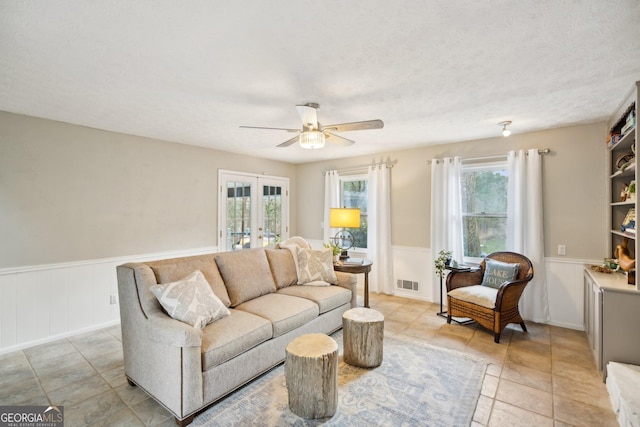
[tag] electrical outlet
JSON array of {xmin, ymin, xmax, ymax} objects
[
  {"xmin": 110, "ymin": 295, "xmax": 118, "ymax": 305},
  {"xmin": 557, "ymin": 244, "xmax": 566, "ymax": 256}
]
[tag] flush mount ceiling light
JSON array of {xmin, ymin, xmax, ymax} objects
[{"xmin": 499, "ymin": 121, "xmax": 512, "ymax": 137}]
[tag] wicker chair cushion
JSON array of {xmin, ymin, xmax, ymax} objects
[
  {"xmin": 480, "ymin": 258, "xmax": 519, "ymax": 289},
  {"xmin": 448, "ymin": 285, "xmax": 497, "ymax": 309}
]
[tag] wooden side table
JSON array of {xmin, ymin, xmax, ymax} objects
[{"xmin": 334, "ymin": 259, "xmax": 373, "ymax": 308}]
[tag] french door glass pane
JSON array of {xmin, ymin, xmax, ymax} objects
[
  {"xmin": 226, "ymin": 181, "xmax": 252, "ymax": 250},
  {"xmin": 262, "ymin": 185, "xmax": 282, "ymax": 247}
]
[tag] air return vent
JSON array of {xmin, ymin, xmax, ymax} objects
[{"xmin": 396, "ymin": 279, "xmax": 419, "ymax": 291}]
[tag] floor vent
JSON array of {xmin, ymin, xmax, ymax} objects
[{"xmin": 397, "ymin": 279, "xmax": 419, "ymax": 291}]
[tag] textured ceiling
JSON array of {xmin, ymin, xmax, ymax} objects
[{"xmin": 1, "ymin": 1, "xmax": 639, "ymax": 164}]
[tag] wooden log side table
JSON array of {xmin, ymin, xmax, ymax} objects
[
  {"xmin": 333, "ymin": 259, "xmax": 373, "ymax": 308},
  {"xmin": 342, "ymin": 307, "xmax": 384, "ymax": 368},
  {"xmin": 285, "ymin": 333, "xmax": 338, "ymax": 419}
]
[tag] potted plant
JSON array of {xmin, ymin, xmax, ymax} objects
[
  {"xmin": 324, "ymin": 241, "xmax": 341, "ymax": 262},
  {"xmin": 434, "ymin": 250, "xmax": 453, "ymax": 278}
]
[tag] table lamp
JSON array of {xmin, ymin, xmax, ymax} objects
[{"xmin": 329, "ymin": 208, "xmax": 361, "ymax": 260}]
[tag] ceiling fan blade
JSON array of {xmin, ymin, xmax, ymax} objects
[
  {"xmin": 326, "ymin": 132, "xmax": 355, "ymax": 147},
  {"xmin": 322, "ymin": 119, "xmax": 384, "ymax": 132},
  {"xmin": 296, "ymin": 104, "xmax": 319, "ymax": 130},
  {"xmin": 277, "ymin": 135, "xmax": 300, "ymax": 148},
  {"xmin": 239, "ymin": 125, "xmax": 300, "ymax": 132}
]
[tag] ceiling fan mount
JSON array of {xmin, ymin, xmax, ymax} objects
[{"xmin": 240, "ymin": 102, "xmax": 383, "ymax": 149}]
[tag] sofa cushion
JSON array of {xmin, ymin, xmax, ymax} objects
[
  {"xmin": 480, "ymin": 258, "xmax": 519, "ymax": 289},
  {"xmin": 148, "ymin": 254, "xmax": 231, "ymax": 307},
  {"xmin": 448, "ymin": 285, "xmax": 497, "ymax": 309},
  {"xmin": 277, "ymin": 285, "xmax": 351, "ymax": 314},
  {"xmin": 299, "ymin": 280, "xmax": 330, "ymax": 287},
  {"xmin": 295, "ymin": 247, "xmax": 338, "ymax": 285},
  {"xmin": 235, "ymin": 293, "xmax": 319, "ymax": 337},
  {"xmin": 200, "ymin": 309, "xmax": 272, "ymax": 371},
  {"xmin": 149, "ymin": 270, "xmax": 231, "ymax": 329},
  {"xmin": 215, "ymin": 249, "xmax": 277, "ymax": 307},
  {"xmin": 265, "ymin": 248, "xmax": 298, "ymax": 289}
]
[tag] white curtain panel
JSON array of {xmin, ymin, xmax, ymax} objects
[
  {"xmin": 367, "ymin": 165, "xmax": 394, "ymax": 295},
  {"xmin": 430, "ymin": 157, "xmax": 465, "ymax": 304},
  {"xmin": 323, "ymin": 170, "xmax": 340, "ymax": 243},
  {"xmin": 507, "ymin": 149, "xmax": 550, "ymax": 323}
]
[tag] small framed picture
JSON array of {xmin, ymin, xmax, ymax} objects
[{"xmin": 622, "ymin": 208, "xmax": 636, "ymax": 231}]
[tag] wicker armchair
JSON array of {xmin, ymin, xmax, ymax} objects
[{"xmin": 445, "ymin": 251, "xmax": 534, "ymax": 343}]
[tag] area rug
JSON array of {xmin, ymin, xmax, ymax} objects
[{"xmin": 192, "ymin": 331, "xmax": 487, "ymax": 426}]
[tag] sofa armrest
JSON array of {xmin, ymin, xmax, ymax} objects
[
  {"xmin": 335, "ymin": 271, "xmax": 357, "ymax": 308},
  {"xmin": 144, "ymin": 313, "xmax": 203, "ymax": 348}
]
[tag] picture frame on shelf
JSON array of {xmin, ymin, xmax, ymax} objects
[{"xmin": 621, "ymin": 207, "xmax": 636, "ymax": 234}]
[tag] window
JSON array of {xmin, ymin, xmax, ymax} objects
[
  {"xmin": 340, "ymin": 176, "xmax": 368, "ymax": 249},
  {"xmin": 460, "ymin": 162, "xmax": 508, "ymax": 261}
]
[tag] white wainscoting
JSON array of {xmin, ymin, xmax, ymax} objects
[
  {"xmin": 0, "ymin": 243, "xmax": 594, "ymax": 354},
  {"xmin": 0, "ymin": 247, "xmax": 217, "ymax": 354},
  {"xmin": 544, "ymin": 257, "xmax": 598, "ymax": 330}
]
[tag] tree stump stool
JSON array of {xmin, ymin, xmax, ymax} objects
[
  {"xmin": 342, "ymin": 307, "xmax": 384, "ymax": 368},
  {"xmin": 285, "ymin": 333, "xmax": 338, "ymax": 419}
]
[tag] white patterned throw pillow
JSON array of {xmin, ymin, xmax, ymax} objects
[
  {"xmin": 295, "ymin": 247, "xmax": 338, "ymax": 285},
  {"xmin": 150, "ymin": 270, "xmax": 230, "ymax": 329}
]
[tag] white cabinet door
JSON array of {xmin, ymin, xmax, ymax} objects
[
  {"xmin": 584, "ymin": 271, "xmax": 593, "ymax": 346},
  {"xmin": 584, "ymin": 270, "xmax": 603, "ymax": 372},
  {"xmin": 591, "ymin": 280, "xmax": 603, "ymax": 372}
]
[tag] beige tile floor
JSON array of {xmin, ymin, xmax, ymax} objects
[{"xmin": 0, "ymin": 292, "xmax": 619, "ymax": 426}]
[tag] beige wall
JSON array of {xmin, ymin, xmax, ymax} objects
[
  {"xmin": 0, "ymin": 111, "xmax": 296, "ymax": 268},
  {"xmin": 1, "ymin": 110, "xmax": 608, "ymax": 269},
  {"xmin": 296, "ymin": 122, "xmax": 608, "ymax": 260}
]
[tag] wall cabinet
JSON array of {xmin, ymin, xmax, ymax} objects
[{"xmin": 584, "ymin": 269, "xmax": 640, "ymax": 380}]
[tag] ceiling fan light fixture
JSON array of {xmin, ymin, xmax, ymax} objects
[
  {"xmin": 499, "ymin": 121, "xmax": 512, "ymax": 137},
  {"xmin": 299, "ymin": 130, "xmax": 325, "ymax": 149}
]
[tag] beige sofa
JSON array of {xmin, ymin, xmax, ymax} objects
[{"xmin": 116, "ymin": 247, "xmax": 356, "ymax": 426}]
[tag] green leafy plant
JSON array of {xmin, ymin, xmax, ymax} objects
[
  {"xmin": 323, "ymin": 241, "xmax": 341, "ymax": 256},
  {"xmin": 434, "ymin": 250, "xmax": 453, "ymax": 277}
]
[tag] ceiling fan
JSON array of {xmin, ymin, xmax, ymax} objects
[{"xmin": 240, "ymin": 103, "xmax": 384, "ymax": 149}]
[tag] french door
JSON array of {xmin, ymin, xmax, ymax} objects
[{"xmin": 218, "ymin": 170, "xmax": 289, "ymax": 251}]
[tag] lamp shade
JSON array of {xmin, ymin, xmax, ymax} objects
[
  {"xmin": 299, "ymin": 130, "xmax": 326, "ymax": 149},
  {"xmin": 330, "ymin": 208, "xmax": 361, "ymax": 228}
]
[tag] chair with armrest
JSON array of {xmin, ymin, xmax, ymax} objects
[{"xmin": 445, "ymin": 251, "xmax": 534, "ymax": 343}]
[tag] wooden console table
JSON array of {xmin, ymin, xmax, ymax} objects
[{"xmin": 334, "ymin": 259, "xmax": 373, "ymax": 308}]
